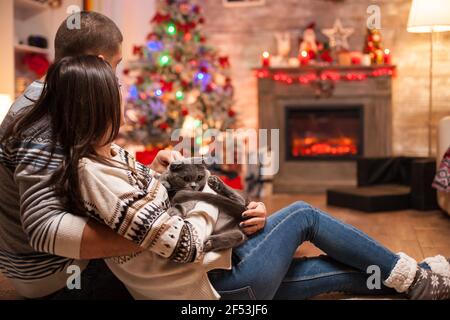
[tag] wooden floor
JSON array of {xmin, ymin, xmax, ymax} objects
[
  {"xmin": 264, "ymin": 193, "xmax": 450, "ymax": 261},
  {"xmin": 1, "ymin": 193, "xmax": 450, "ymax": 300}
]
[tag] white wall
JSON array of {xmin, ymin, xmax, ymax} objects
[
  {"xmin": 89, "ymin": 0, "xmax": 156, "ymax": 74},
  {"xmin": 0, "ymin": 0, "xmax": 15, "ymax": 104}
]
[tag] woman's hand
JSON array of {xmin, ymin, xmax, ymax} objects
[
  {"xmin": 240, "ymin": 202, "xmax": 267, "ymax": 235},
  {"xmin": 150, "ymin": 150, "xmax": 184, "ymax": 173}
]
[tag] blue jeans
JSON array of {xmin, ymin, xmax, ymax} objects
[{"xmin": 208, "ymin": 201, "xmax": 420, "ymax": 300}]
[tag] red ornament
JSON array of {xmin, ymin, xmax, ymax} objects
[
  {"xmin": 181, "ymin": 80, "xmax": 190, "ymax": 89},
  {"xmin": 160, "ymin": 80, "xmax": 173, "ymax": 92},
  {"xmin": 218, "ymin": 56, "xmax": 230, "ymax": 68},
  {"xmin": 199, "ymin": 17, "xmax": 205, "ymax": 24},
  {"xmin": 136, "ymin": 76, "xmax": 145, "ymax": 85},
  {"xmin": 133, "ymin": 45, "xmax": 143, "ymax": 57},
  {"xmin": 228, "ymin": 109, "xmax": 236, "ymax": 117},
  {"xmin": 184, "ymin": 33, "xmax": 193, "ymax": 41},
  {"xmin": 193, "ymin": 5, "xmax": 201, "ymax": 14},
  {"xmin": 151, "ymin": 12, "xmax": 170, "ymax": 24},
  {"xmin": 159, "ymin": 122, "xmax": 170, "ymax": 131},
  {"xmin": 224, "ymin": 77, "xmax": 233, "ymax": 89},
  {"xmin": 138, "ymin": 116, "xmax": 147, "ymax": 125},
  {"xmin": 181, "ymin": 108, "xmax": 189, "ymax": 116},
  {"xmin": 174, "ymin": 51, "xmax": 182, "ymax": 62},
  {"xmin": 177, "ymin": 22, "xmax": 196, "ymax": 34},
  {"xmin": 123, "ymin": 68, "xmax": 130, "ymax": 76},
  {"xmin": 146, "ymin": 32, "xmax": 159, "ymax": 41},
  {"xmin": 205, "ymin": 83, "xmax": 214, "ymax": 92}
]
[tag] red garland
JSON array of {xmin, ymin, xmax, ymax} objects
[
  {"xmin": 255, "ymin": 67, "xmax": 395, "ymax": 85},
  {"xmin": 23, "ymin": 53, "xmax": 49, "ymax": 77}
]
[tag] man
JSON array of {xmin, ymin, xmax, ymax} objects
[{"xmin": 0, "ymin": 11, "xmax": 266, "ymax": 300}]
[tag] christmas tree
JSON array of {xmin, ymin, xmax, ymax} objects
[
  {"xmin": 122, "ymin": 0, "xmax": 236, "ymax": 146},
  {"xmin": 363, "ymin": 28, "xmax": 384, "ymax": 65}
]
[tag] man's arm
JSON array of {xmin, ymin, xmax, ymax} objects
[{"xmin": 80, "ymin": 220, "xmax": 141, "ymax": 259}]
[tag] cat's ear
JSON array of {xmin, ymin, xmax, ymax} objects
[
  {"xmin": 170, "ymin": 161, "xmax": 184, "ymax": 172},
  {"xmin": 195, "ymin": 163, "xmax": 207, "ymax": 170}
]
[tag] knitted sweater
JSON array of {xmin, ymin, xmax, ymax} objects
[{"xmin": 78, "ymin": 146, "xmax": 231, "ymax": 300}]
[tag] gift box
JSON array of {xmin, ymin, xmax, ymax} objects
[
  {"xmin": 136, "ymin": 149, "xmax": 161, "ymax": 166},
  {"xmin": 219, "ymin": 175, "xmax": 244, "ymax": 190}
]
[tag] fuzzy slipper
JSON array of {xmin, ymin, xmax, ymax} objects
[{"xmin": 422, "ymin": 255, "xmax": 450, "ymax": 278}]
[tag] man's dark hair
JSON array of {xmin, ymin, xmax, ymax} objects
[{"xmin": 54, "ymin": 11, "xmax": 123, "ymax": 61}]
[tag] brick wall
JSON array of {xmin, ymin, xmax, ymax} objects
[{"xmin": 199, "ymin": 0, "xmax": 450, "ymax": 156}]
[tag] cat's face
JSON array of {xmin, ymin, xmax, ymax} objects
[{"xmin": 166, "ymin": 162, "xmax": 208, "ymax": 191}]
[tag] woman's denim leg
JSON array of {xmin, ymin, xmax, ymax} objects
[
  {"xmin": 273, "ymin": 256, "xmax": 396, "ymax": 300},
  {"xmin": 209, "ymin": 201, "xmax": 401, "ymax": 300}
]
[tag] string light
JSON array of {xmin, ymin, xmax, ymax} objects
[
  {"xmin": 255, "ymin": 67, "xmax": 395, "ymax": 85},
  {"xmin": 155, "ymin": 89, "xmax": 163, "ymax": 97},
  {"xmin": 167, "ymin": 23, "xmax": 177, "ymax": 36},
  {"xmin": 197, "ymin": 72, "xmax": 205, "ymax": 80},
  {"xmin": 159, "ymin": 54, "xmax": 171, "ymax": 66},
  {"xmin": 193, "ymin": 119, "xmax": 202, "ymax": 128},
  {"xmin": 175, "ymin": 90, "xmax": 184, "ymax": 100},
  {"xmin": 147, "ymin": 41, "xmax": 164, "ymax": 52}
]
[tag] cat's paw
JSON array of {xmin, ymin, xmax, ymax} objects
[
  {"xmin": 203, "ymin": 239, "xmax": 214, "ymax": 253},
  {"xmin": 208, "ymin": 175, "xmax": 222, "ymax": 192},
  {"xmin": 160, "ymin": 180, "xmax": 171, "ymax": 190},
  {"xmin": 166, "ymin": 207, "xmax": 181, "ymax": 217}
]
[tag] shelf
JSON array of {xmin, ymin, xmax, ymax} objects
[
  {"xmin": 15, "ymin": 44, "xmax": 49, "ymax": 55},
  {"xmin": 14, "ymin": 0, "xmax": 49, "ymax": 20}
]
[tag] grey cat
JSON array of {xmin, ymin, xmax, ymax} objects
[{"xmin": 159, "ymin": 159, "xmax": 248, "ymax": 253}]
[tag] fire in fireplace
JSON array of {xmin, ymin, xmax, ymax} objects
[{"xmin": 286, "ymin": 106, "xmax": 364, "ymax": 160}]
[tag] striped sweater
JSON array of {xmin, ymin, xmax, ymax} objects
[{"xmin": 0, "ymin": 82, "xmax": 229, "ymax": 299}]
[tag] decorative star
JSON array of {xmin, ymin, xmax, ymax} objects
[{"xmin": 322, "ymin": 19, "xmax": 354, "ymax": 51}]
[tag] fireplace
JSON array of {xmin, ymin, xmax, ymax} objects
[
  {"xmin": 286, "ymin": 106, "xmax": 364, "ymax": 161},
  {"xmin": 256, "ymin": 66, "xmax": 393, "ymax": 192}
]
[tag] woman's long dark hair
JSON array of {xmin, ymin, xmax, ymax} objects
[{"xmin": 1, "ymin": 56, "xmax": 122, "ymax": 215}]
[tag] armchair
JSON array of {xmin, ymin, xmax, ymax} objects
[{"xmin": 437, "ymin": 116, "xmax": 450, "ymax": 215}]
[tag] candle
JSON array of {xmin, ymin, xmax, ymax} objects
[
  {"xmin": 384, "ymin": 49, "xmax": 392, "ymax": 65},
  {"xmin": 261, "ymin": 51, "xmax": 271, "ymax": 67},
  {"xmin": 350, "ymin": 51, "xmax": 362, "ymax": 65},
  {"xmin": 299, "ymin": 50, "xmax": 310, "ymax": 66},
  {"xmin": 375, "ymin": 49, "xmax": 384, "ymax": 65},
  {"xmin": 361, "ymin": 54, "xmax": 372, "ymax": 66}
]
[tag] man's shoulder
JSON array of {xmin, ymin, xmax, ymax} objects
[
  {"xmin": 1, "ymin": 82, "xmax": 53, "ymax": 148},
  {"xmin": 6, "ymin": 81, "xmax": 44, "ymax": 117}
]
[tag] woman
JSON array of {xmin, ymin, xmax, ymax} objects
[{"xmin": 3, "ymin": 56, "xmax": 450, "ymax": 300}]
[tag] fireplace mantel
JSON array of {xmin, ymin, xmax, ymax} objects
[{"xmin": 256, "ymin": 65, "xmax": 394, "ymax": 193}]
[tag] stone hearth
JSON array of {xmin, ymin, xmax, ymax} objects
[{"xmin": 257, "ymin": 66, "xmax": 393, "ymax": 193}]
